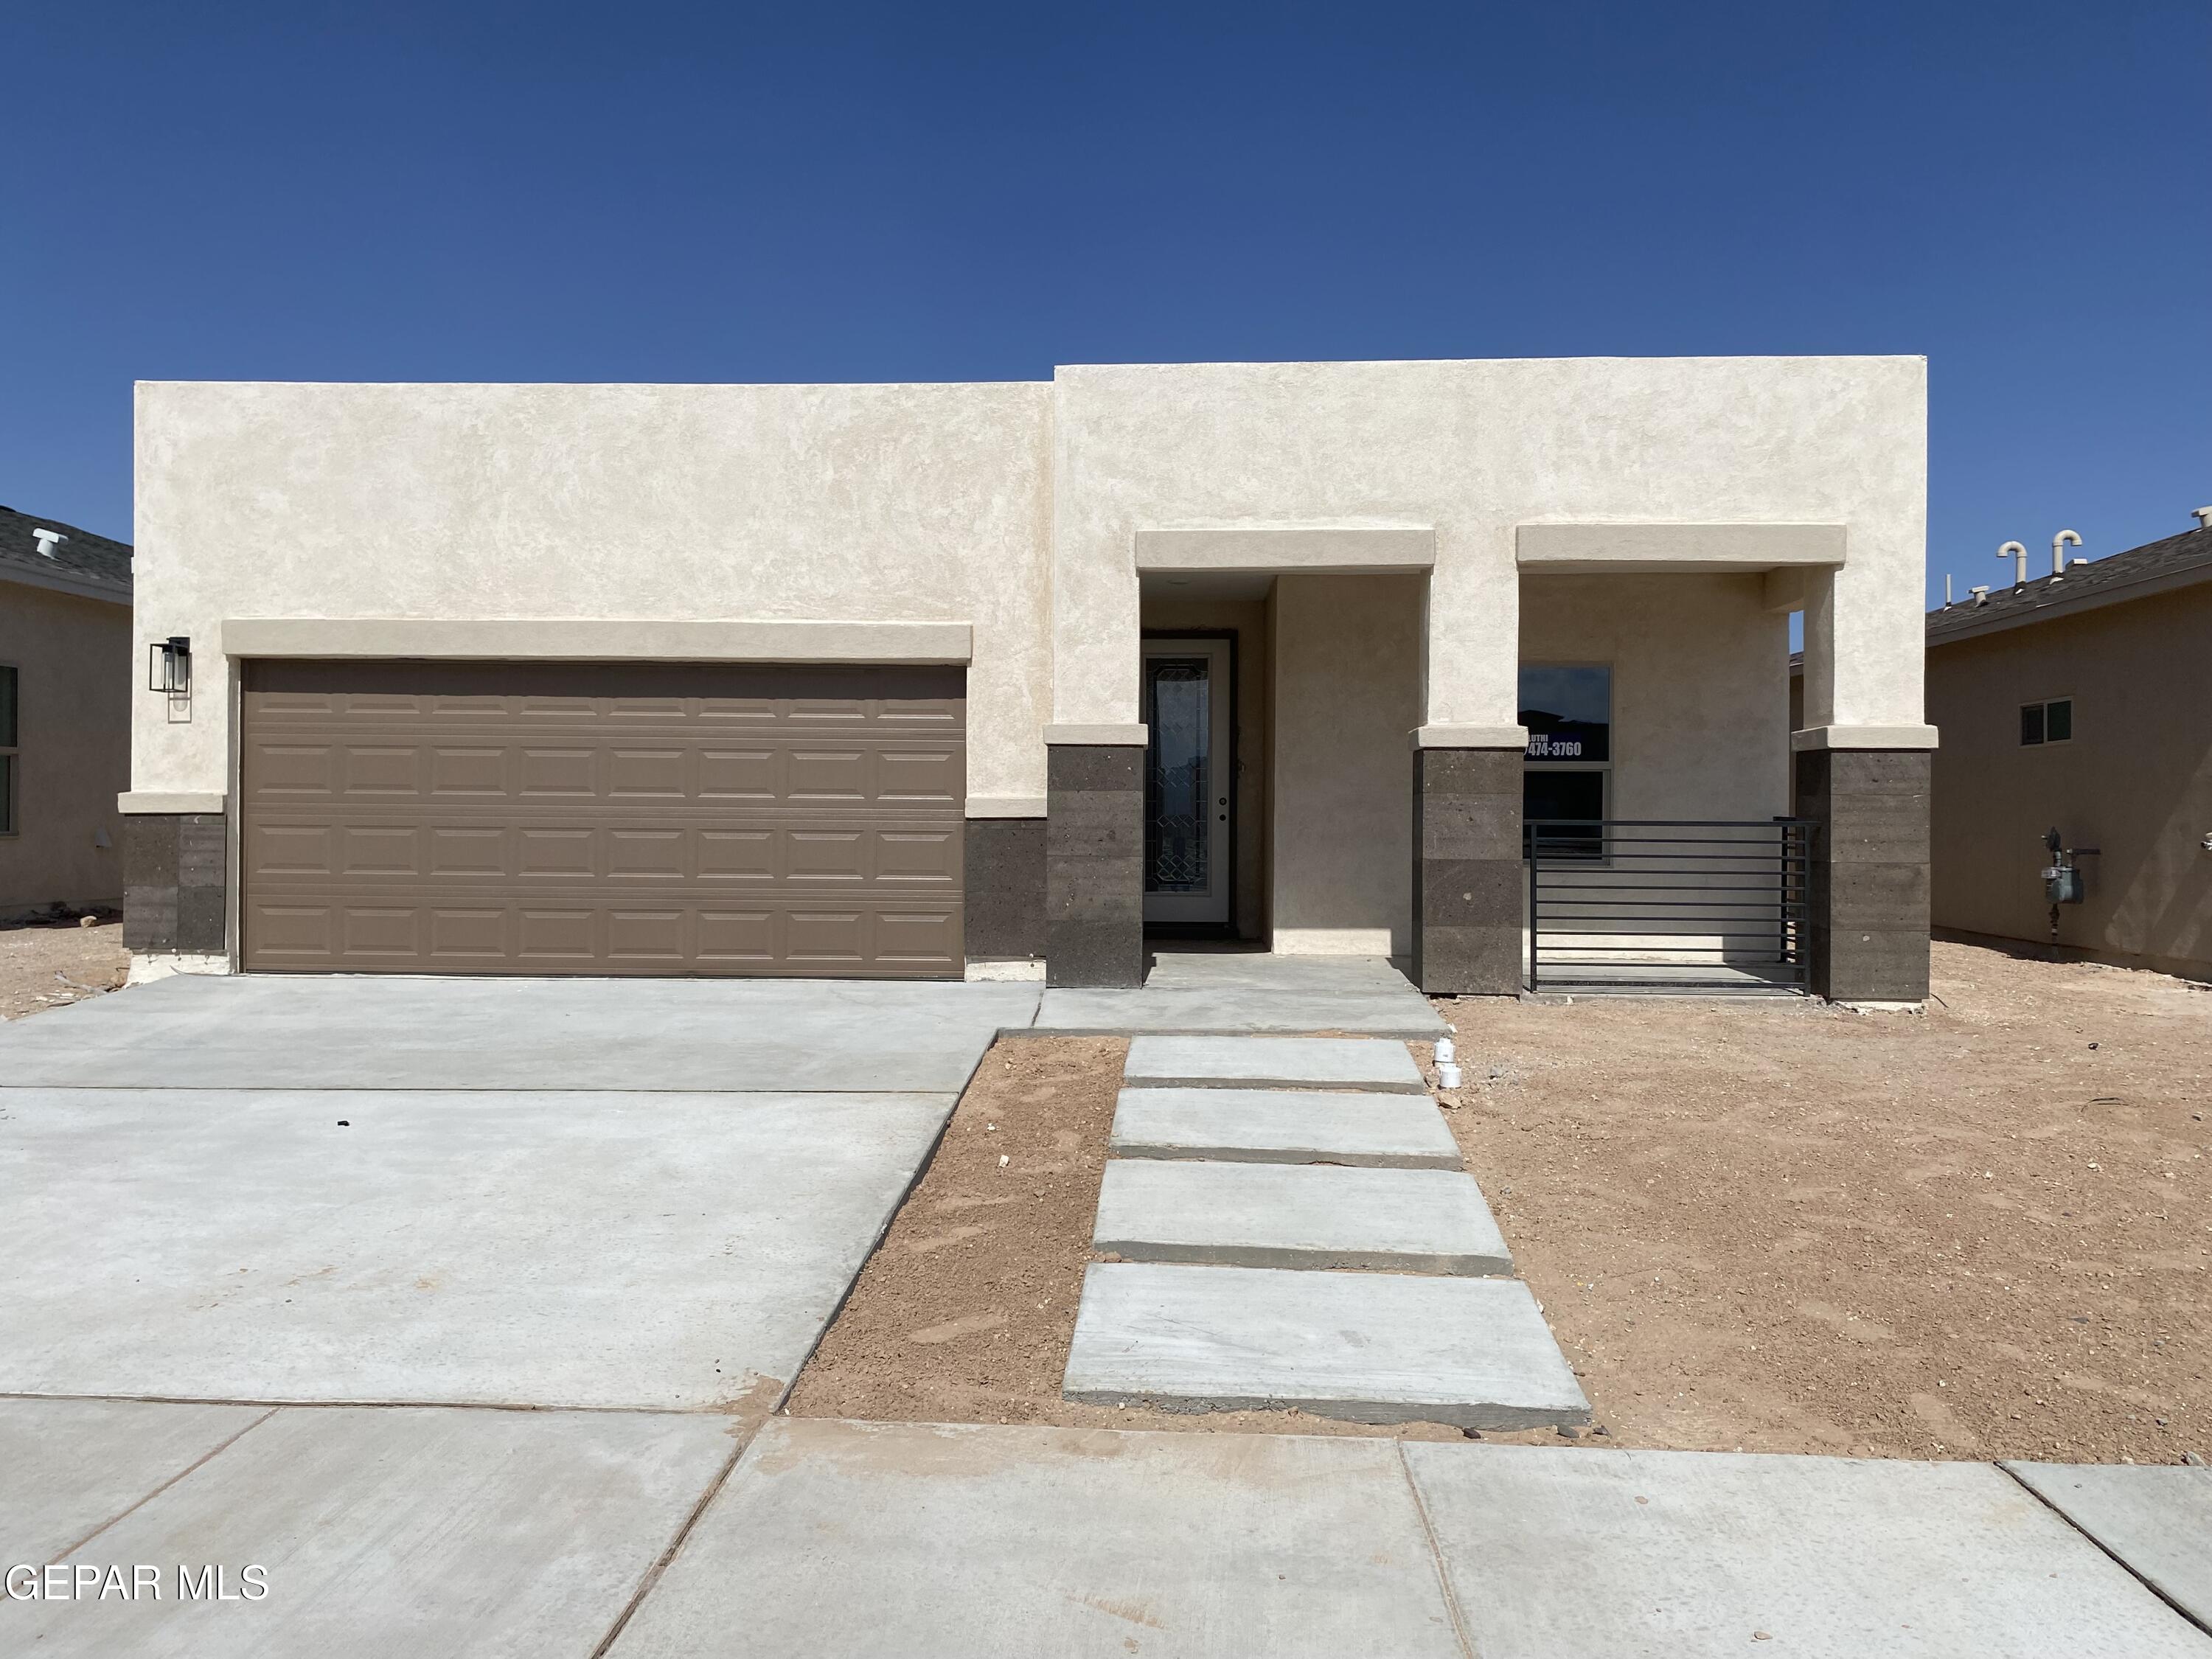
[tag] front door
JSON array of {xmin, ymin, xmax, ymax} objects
[{"xmin": 1141, "ymin": 637, "xmax": 1233, "ymax": 927}]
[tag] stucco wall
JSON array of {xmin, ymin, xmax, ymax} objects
[
  {"xmin": 1520, "ymin": 573, "xmax": 1790, "ymax": 822},
  {"xmin": 1270, "ymin": 574, "xmax": 1424, "ymax": 955},
  {"xmin": 1928, "ymin": 587, "xmax": 2212, "ymax": 978},
  {"xmin": 134, "ymin": 359, "xmax": 1924, "ymax": 850},
  {"xmin": 0, "ymin": 583, "xmax": 131, "ymax": 914},
  {"xmin": 1140, "ymin": 596, "xmax": 1271, "ymax": 939},
  {"xmin": 132, "ymin": 380, "xmax": 1055, "ymax": 807},
  {"xmin": 1048, "ymin": 357, "xmax": 1925, "ymax": 737}
]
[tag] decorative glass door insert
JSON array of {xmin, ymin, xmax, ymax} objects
[{"xmin": 1142, "ymin": 638, "xmax": 1233, "ymax": 926}]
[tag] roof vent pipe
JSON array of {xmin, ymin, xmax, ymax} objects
[
  {"xmin": 1972, "ymin": 585, "xmax": 1992, "ymax": 606},
  {"xmin": 30, "ymin": 528, "xmax": 66, "ymax": 558},
  {"xmin": 2194, "ymin": 506, "xmax": 2212, "ymax": 531},
  {"xmin": 1998, "ymin": 540, "xmax": 2028, "ymax": 588},
  {"xmin": 1943, "ymin": 573, "xmax": 1954, "ymax": 608},
  {"xmin": 2051, "ymin": 529, "xmax": 2081, "ymax": 580}
]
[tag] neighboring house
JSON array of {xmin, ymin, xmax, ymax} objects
[
  {"xmin": 0, "ymin": 506, "xmax": 133, "ymax": 921},
  {"xmin": 1924, "ymin": 513, "xmax": 2212, "ymax": 980},
  {"xmin": 124, "ymin": 358, "xmax": 1934, "ymax": 999}
]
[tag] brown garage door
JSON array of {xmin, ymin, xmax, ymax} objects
[{"xmin": 240, "ymin": 660, "xmax": 964, "ymax": 976}]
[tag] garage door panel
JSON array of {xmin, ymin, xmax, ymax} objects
[
  {"xmin": 248, "ymin": 904, "xmax": 338, "ymax": 959},
  {"xmin": 877, "ymin": 829, "xmax": 960, "ymax": 886},
  {"xmin": 248, "ymin": 823, "xmax": 335, "ymax": 877},
  {"xmin": 341, "ymin": 907, "xmax": 422, "ymax": 959},
  {"xmin": 698, "ymin": 908, "xmax": 776, "ymax": 962},
  {"xmin": 253, "ymin": 743, "xmax": 337, "ymax": 796},
  {"xmin": 520, "ymin": 748, "xmax": 597, "ymax": 796},
  {"xmin": 608, "ymin": 909, "xmax": 687, "ymax": 961},
  {"xmin": 608, "ymin": 830, "xmax": 686, "ymax": 880},
  {"xmin": 699, "ymin": 748, "xmax": 778, "ymax": 799},
  {"xmin": 428, "ymin": 908, "xmax": 507, "ymax": 960},
  {"xmin": 518, "ymin": 909, "xmax": 598, "ymax": 961},
  {"xmin": 786, "ymin": 830, "xmax": 868, "ymax": 882},
  {"xmin": 786, "ymin": 909, "xmax": 867, "ymax": 963},
  {"xmin": 337, "ymin": 824, "xmax": 422, "ymax": 877},
  {"xmin": 879, "ymin": 747, "xmax": 961, "ymax": 804},
  {"xmin": 243, "ymin": 661, "xmax": 964, "ymax": 976},
  {"xmin": 877, "ymin": 908, "xmax": 961, "ymax": 964},
  {"xmin": 428, "ymin": 826, "xmax": 508, "ymax": 876},
  {"xmin": 787, "ymin": 748, "xmax": 868, "ymax": 800},
  {"xmin": 518, "ymin": 828, "xmax": 597, "ymax": 877},
  {"xmin": 608, "ymin": 748, "xmax": 688, "ymax": 797},
  {"xmin": 341, "ymin": 745, "xmax": 421, "ymax": 795},
  {"xmin": 698, "ymin": 830, "xmax": 776, "ymax": 882},
  {"xmin": 431, "ymin": 747, "xmax": 508, "ymax": 795}
]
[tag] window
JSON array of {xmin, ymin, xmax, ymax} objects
[
  {"xmin": 2020, "ymin": 698, "xmax": 2073, "ymax": 747},
  {"xmin": 1521, "ymin": 664, "xmax": 1611, "ymax": 858},
  {"xmin": 0, "ymin": 664, "xmax": 15, "ymax": 835}
]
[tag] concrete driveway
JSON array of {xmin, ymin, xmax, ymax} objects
[{"xmin": 0, "ymin": 973, "xmax": 1040, "ymax": 1410}]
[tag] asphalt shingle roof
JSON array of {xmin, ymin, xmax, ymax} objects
[
  {"xmin": 1926, "ymin": 524, "xmax": 2212, "ymax": 644},
  {"xmin": 0, "ymin": 504, "xmax": 133, "ymax": 599}
]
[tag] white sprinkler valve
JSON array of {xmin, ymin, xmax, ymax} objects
[{"xmin": 1434, "ymin": 1033, "xmax": 1461, "ymax": 1091}]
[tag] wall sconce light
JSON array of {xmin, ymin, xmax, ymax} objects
[{"xmin": 148, "ymin": 636, "xmax": 192, "ymax": 695}]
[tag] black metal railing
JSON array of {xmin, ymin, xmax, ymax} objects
[{"xmin": 1526, "ymin": 818, "xmax": 1812, "ymax": 995}]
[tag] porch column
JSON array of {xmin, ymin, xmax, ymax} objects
[
  {"xmin": 1794, "ymin": 566, "xmax": 1938, "ymax": 1004},
  {"xmin": 1792, "ymin": 744, "xmax": 1932, "ymax": 1003},
  {"xmin": 1413, "ymin": 535, "xmax": 1527, "ymax": 995},
  {"xmin": 1411, "ymin": 734, "xmax": 1528, "ymax": 995},
  {"xmin": 1043, "ymin": 726, "xmax": 1147, "ymax": 988}
]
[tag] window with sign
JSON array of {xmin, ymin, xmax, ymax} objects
[{"xmin": 1520, "ymin": 664, "xmax": 1610, "ymax": 858}]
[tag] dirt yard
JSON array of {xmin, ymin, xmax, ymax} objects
[
  {"xmin": 1433, "ymin": 939, "xmax": 2209, "ymax": 1465},
  {"xmin": 0, "ymin": 916, "xmax": 128, "ymax": 1020},
  {"xmin": 790, "ymin": 941, "xmax": 2209, "ymax": 1462}
]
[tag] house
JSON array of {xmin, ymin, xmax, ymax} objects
[
  {"xmin": 0, "ymin": 506, "xmax": 133, "ymax": 921},
  {"xmin": 122, "ymin": 358, "xmax": 1935, "ymax": 1000},
  {"xmin": 1924, "ymin": 512, "xmax": 2212, "ymax": 980}
]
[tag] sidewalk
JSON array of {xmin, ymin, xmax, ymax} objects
[{"xmin": 11, "ymin": 1404, "xmax": 2209, "ymax": 1657}]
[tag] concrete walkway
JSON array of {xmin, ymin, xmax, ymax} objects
[
  {"xmin": 1069, "ymin": 1034, "xmax": 1588, "ymax": 1428},
  {"xmin": 1034, "ymin": 950, "xmax": 1447, "ymax": 1038}
]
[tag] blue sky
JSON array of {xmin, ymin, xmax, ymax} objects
[{"xmin": 6, "ymin": 1, "xmax": 2207, "ymax": 611}]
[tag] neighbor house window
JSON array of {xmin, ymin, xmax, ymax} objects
[
  {"xmin": 0, "ymin": 664, "xmax": 16, "ymax": 835},
  {"xmin": 1521, "ymin": 664, "xmax": 1611, "ymax": 858},
  {"xmin": 2020, "ymin": 698, "xmax": 2073, "ymax": 747}
]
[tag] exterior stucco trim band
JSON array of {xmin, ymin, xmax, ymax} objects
[
  {"xmin": 1790, "ymin": 725, "xmax": 1940, "ymax": 751},
  {"xmin": 1517, "ymin": 522, "xmax": 1847, "ymax": 572},
  {"xmin": 1134, "ymin": 525, "xmax": 1436, "ymax": 572},
  {"xmin": 119, "ymin": 791, "xmax": 228, "ymax": 815},
  {"xmin": 218, "ymin": 617, "xmax": 974, "ymax": 664},
  {"xmin": 1412, "ymin": 725, "xmax": 1531, "ymax": 750},
  {"xmin": 1043, "ymin": 724, "xmax": 1149, "ymax": 746},
  {"xmin": 1, "ymin": 565, "xmax": 133, "ymax": 606},
  {"xmin": 967, "ymin": 796, "xmax": 1047, "ymax": 818}
]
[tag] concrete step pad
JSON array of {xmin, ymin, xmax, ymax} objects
[
  {"xmin": 1093, "ymin": 1159, "xmax": 1510, "ymax": 1274},
  {"xmin": 1064, "ymin": 1262, "xmax": 1590, "ymax": 1429},
  {"xmin": 1122, "ymin": 1035, "xmax": 1427, "ymax": 1093},
  {"xmin": 1109, "ymin": 1088, "xmax": 1464, "ymax": 1168}
]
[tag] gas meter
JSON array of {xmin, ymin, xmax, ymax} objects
[
  {"xmin": 2041, "ymin": 827, "xmax": 2096, "ymax": 904},
  {"xmin": 2040, "ymin": 827, "xmax": 2098, "ymax": 942}
]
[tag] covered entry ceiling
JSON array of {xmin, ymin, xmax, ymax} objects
[{"xmin": 239, "ymin": 660, "xmax": 964, "ymax": 976}]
